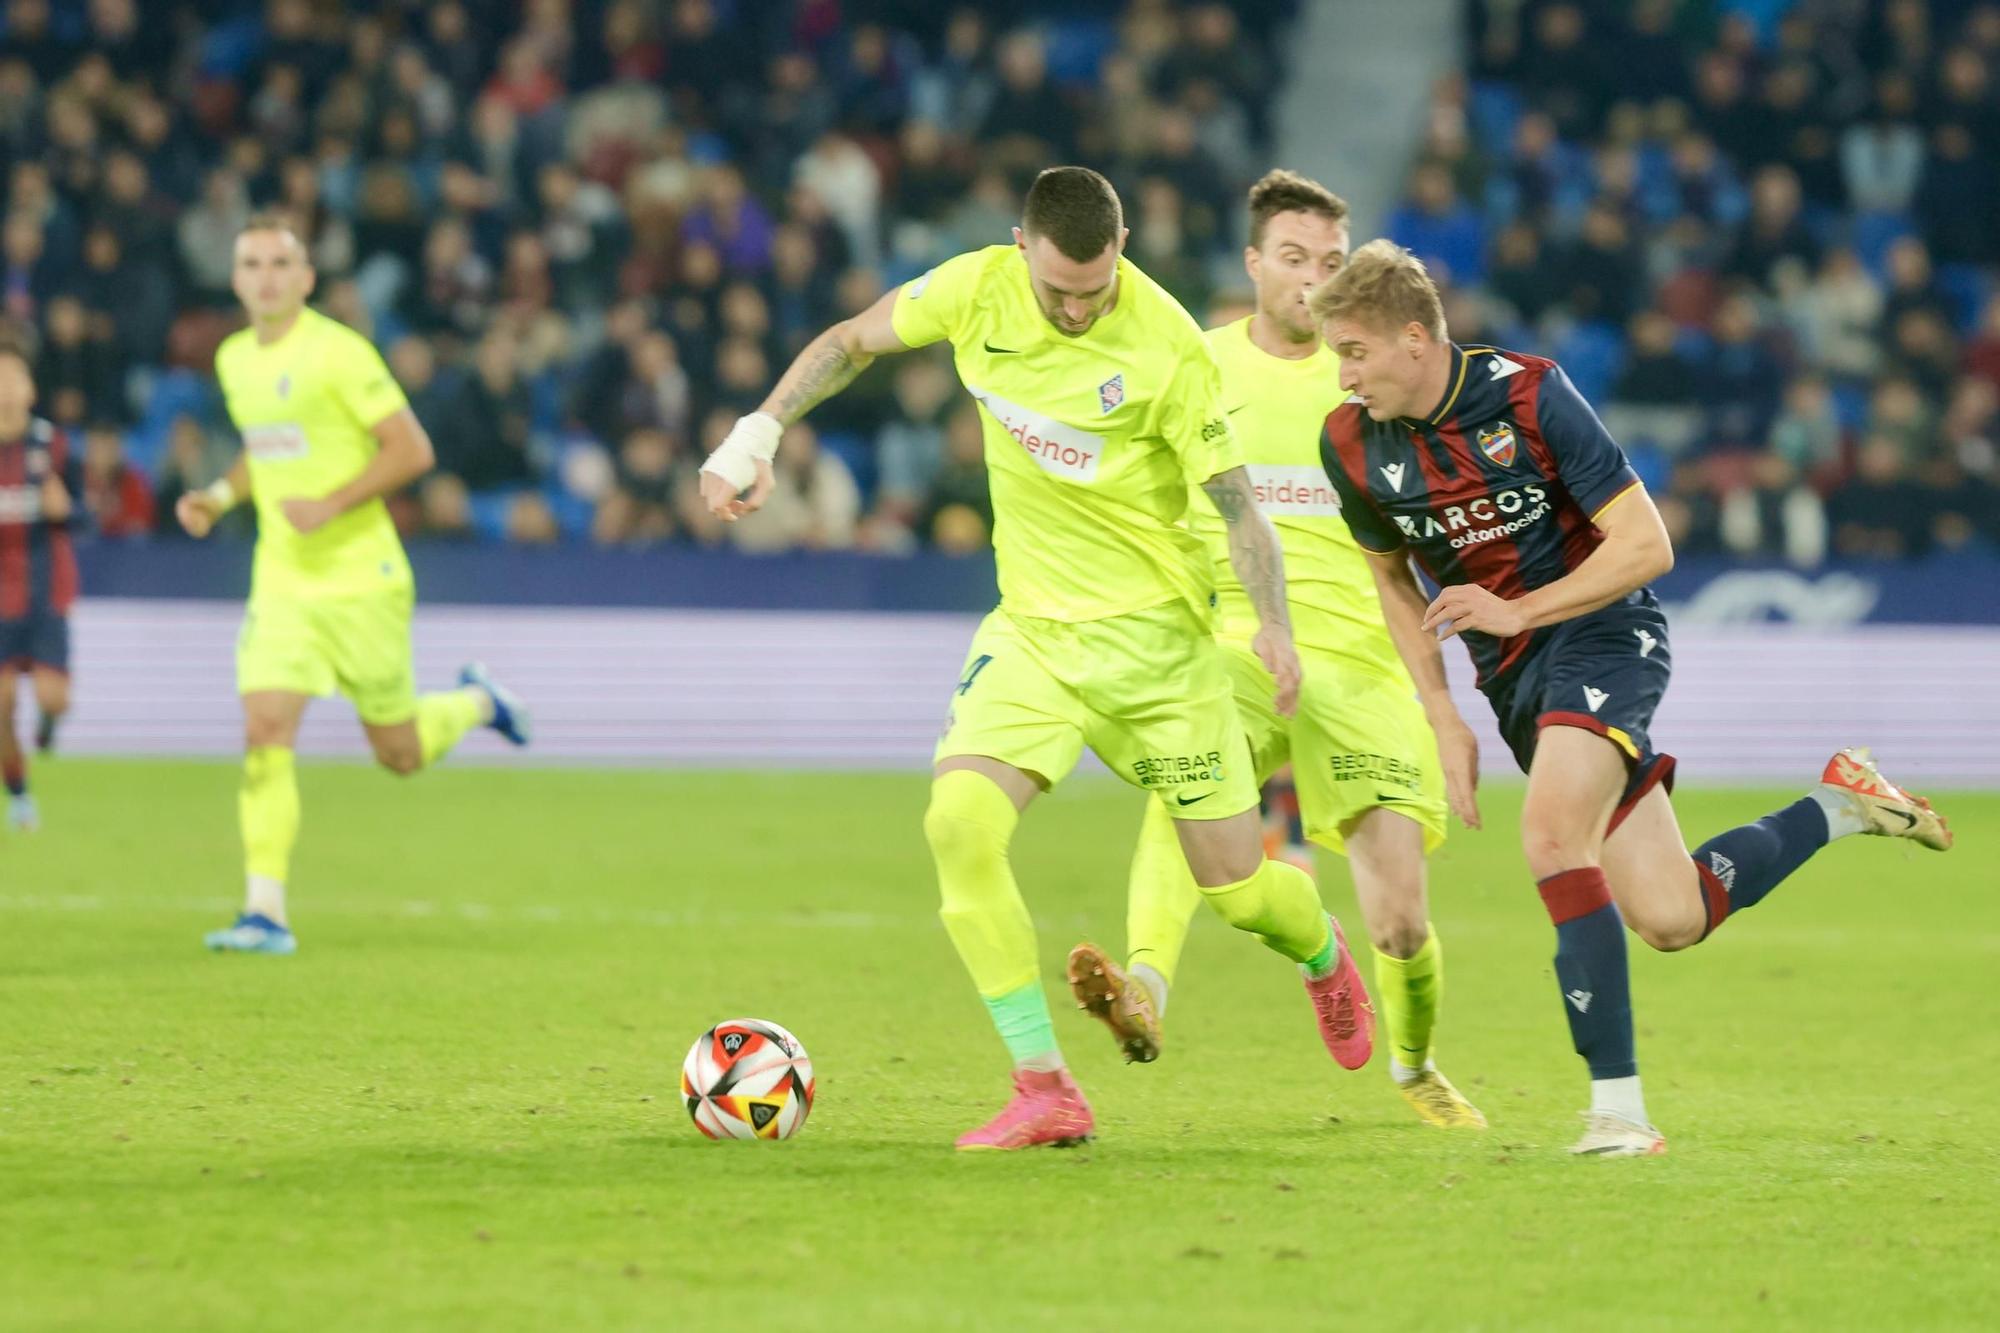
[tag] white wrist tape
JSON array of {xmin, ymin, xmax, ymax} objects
[
  {"xmin": 699, "ymin": 412, "xmax": 783, "ymax": 491},
  {"xmin": 204, "ymin": 478, "xmax": 239, "ymax": 511}
]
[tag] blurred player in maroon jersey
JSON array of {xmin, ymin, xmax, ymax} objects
[{"xmin": 0, "ymin": 339, "xmax": 84, "ymax": 831}]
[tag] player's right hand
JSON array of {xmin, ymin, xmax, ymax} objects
[
  {"xmin": 699, "ymin": 411, "xmax": 783, "ymax": 521},
  {"xmin": 1435, "ymin": 716, "xmax": 1482, "ymax": 830},
  {"xmin": 176, "ymin": 492, "xmax": 220, "ymax": 539},
  {"xmin": 1253, "ymin": 625, "xmax": 1302, "ymax": 718},
  {"xmin": 698, "ymin": 457, "xmax": 775, "ymax": 522}
]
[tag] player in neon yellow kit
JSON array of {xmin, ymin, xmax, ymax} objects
[
  {"xmin": 176, "ymin": 212, "xmax": 529, "ymax": 955},
  {"xmin": 1066, "ymin": 172, "xmax": 1489, "ymax": 1128},
  {"xmin": 700, "ymin": 168, "xmax": 1371, "ymax": 1149}
]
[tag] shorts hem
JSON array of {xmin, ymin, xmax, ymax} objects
[
  {"xmin": 1607, "ymin": 754, "xmax": 1676, "ymax": 838},
  {"xmin": 1537, "ymin": 710, "xmax": 1640, "ymax": 761}
]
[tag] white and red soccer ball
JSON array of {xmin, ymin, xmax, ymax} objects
[{"xmin": 680, "ymin": 1019, "xmax": 815, "ymax": 1141}]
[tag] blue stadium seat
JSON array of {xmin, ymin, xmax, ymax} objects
[
  {"xmin": 543, "ymin": 488, "xmax": 596, "ymax": 541},
  {"xmin": 818, "ymin": 429, "xmax": 875, "ymax": 500},
  {"xmin": 469, "ymin": 490, "xmax": 521, "ymax": 543},
  {"xmin": 1850, "ymin": 211, "xmax": 1914, "ymax": 279},
  {"xmin": 1935, "ymin": 263, "xmax": 1992, "ymax": 335},
  {"xmin": 1469, "ymin": 81, "xmax": 1523, "ymax": 155},
  {"xmin": 1829, "ymin": 380, "xmax": 1870, "ymax": 432},
  {"xmin": 1552, "ymin": 322, "xmax": 1626, "ymax": 405},
  {"xmin": 1044, "ymin": 19, "xmax": 1118, "ymax": 87}
]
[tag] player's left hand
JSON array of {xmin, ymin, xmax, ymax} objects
[
  {"xmin": 281, "ymin": 495, "xmax": 341, "ymax": 534},
  {"xmin": 1254, "ymin": 624, "xmax": 1302, "ymax": 718},
  {"xmin": 1422, "ymin": 584, "xmax": 1527, "ymax": 641},
  {"xmin": 39, "ymin": 475, "xmax": 70, "ymax": 522}
]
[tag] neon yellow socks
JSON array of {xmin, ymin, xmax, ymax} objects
[
  {"xmin": 1199, "ymin": 856, "xmax": 1329, "ymax": 965},
  {"xmin": 416, "ymin": 687, "xmax": 486, "ymax": 767},
  {"xmin": 924, "ymin": 769, "xmax": 1061, "ymax": 1069},
  {"xmin": 1377, "ymin": 928, "xmax": 1443, "ymax": 1079},
  {"xmin": 240, "ymin": 746, "xmax": 299, "ymax": 921},
  {"xmin": 1124, "ymin": 794, "xmax": 1202, "ymax": 991}
]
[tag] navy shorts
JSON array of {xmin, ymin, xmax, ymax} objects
[
  {"xmin": 0, "ymin": 609, "xmax": 70, "ymax": 675},
  {"xmin": 1480, "ymin": 591, "xmax": 1674, "ymax": 835}
]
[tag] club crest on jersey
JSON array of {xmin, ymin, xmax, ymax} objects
[
  {"xmin": 1097, "ymin": 373, "xmax": 1125, "ymax": 414},
  {"xmin": 1477, "ymin": 420, "xmax": 1518, "ymax": 467}
]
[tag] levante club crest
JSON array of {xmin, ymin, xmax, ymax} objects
[{"xmin": 1477, "ymin": 420, "xmax": 1518, "ymax": 466}]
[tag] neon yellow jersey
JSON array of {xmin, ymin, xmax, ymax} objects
[
  {"xmin": 1193, "ymin": 316, "xmax": 1406, "ymax": 680},
  {"xmin": 891, "ymin": 245, "xmax": 1240, "ymax": 623},
  {"xmin": 215, "ymin": 308, "xmax": 413, "ymax": 601}
]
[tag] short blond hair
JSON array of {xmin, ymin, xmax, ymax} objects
[
  {"xmin": 238, "ymin": 209, "xmax": 306, "ymax": 248},
  {"xmin": 1308, "ymin": 238, "xmax": 1445, "ymax": 342}
]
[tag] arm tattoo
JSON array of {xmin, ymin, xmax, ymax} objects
[
  {"xmin": 1203, "ymin": 467, "xmax": 1290, "ymax": 631},
  {"xmin": 770, "ymin": 335, "xmax": 869, "ymax": 424}
]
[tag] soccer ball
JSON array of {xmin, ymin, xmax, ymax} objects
[{"xmin": 679, "ymin": 1018, "xmax": 816, "ymax": 1141}]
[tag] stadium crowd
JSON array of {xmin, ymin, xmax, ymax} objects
[
  {"xmin": 1403, "ymin": 0, "xmax": 2000, "ymax": 564},
  {"xmin": 0, "ymin": 0, "xmax": 1294, "ymax": 553},
  {"xmin": 2, "ymin": 0, "xmax": 1995, "ymax": 565}
]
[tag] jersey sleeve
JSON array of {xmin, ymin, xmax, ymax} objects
[
  {"xmin": 889, "ymin": 249, "xmax": 986, "ymax": 349},
  {"xmin": 1156, "ymin": 340, "xmax": 1241, "ymax": 483},
  {"xmin": 1537, "ymin": 364, "xmax": 1640, "ymax": 518},
  {"xmin": 328, "ymin": 329, "xmax": 410, "ymax": 431},
  {"xmin": 1320, "ymin": 416, "xmax": 1404, "ymax": 554}
]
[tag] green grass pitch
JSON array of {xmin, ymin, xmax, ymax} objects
[{"xmin": 2, "ymin": 760, "xmax": 1994, "ymax": 1330}]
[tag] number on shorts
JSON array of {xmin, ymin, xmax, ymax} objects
[{"xmin": 956, "ymin": 654, "xmax": 994, "ymax": 696}]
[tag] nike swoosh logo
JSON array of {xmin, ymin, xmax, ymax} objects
[
  {"xmin": 1890, "ymin": 808, "xmax": 1918, "ymax": 829},
  {"xmin": 983, "ymin": 340, "xmax": 1021, "ymax": 354},
  {"xmin": 1175, "ymin": 791, "xmax": 1215, "ymax": 806},
  {"xmin": 1226, "ymin": 405, "xmax": 1247, "ymax": 415}
]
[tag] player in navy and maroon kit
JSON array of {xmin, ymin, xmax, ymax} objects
[
  {"xmin": 0, "ymin": 341, "xmax": 82, "ymax": 832},
  {"xmin": 1311, "ymin": 242, "xmax": 1953, "ymax": 1157}
]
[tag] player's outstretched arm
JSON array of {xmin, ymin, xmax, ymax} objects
[
  {"xmin": 280, "ymin": 409, "xmax": 435, "ymax": 535},
  {"xmin": 1366, "ymin": 550, "xmax": 1481, "ymax": 830},
  {"xmin": 700, "ymin": 287, "xmax": 912, "ymax": 521},
  {"xmin": 175, "ymin": 451, "xmax": 251, "ymax": 540},
  {"xmin": 1201, "ymin": 465, "xmax": 1302, "ymax": 717},
  {"xmin": 1421, "ymin": 485, "xmax": 1674, "ymax": 641}
]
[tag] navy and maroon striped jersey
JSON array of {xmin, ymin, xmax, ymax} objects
[
  {"xmin": 1320, "ymin": 343, "xmax": 1643, "ymax": 685},
  {"xmin": 0, "ymin": 417, "xmax": 84, "ymax": 619}
]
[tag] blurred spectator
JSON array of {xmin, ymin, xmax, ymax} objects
[
  {"xmin": 726, "ymin": 423, "xmax": 859, "ymax": 554},
  {"xmin": 437, "ymin": 334, "xmax": 536, "ymax": 492},
  {"xmin": 1827, "ymin": 434, "xmax": 1935, "ymax": 558},
  {"xmin": 1770, "ymin": 375, "xmax": 1846, "ymax": 478},
  {"xmin": 1702, "ymin": 294, "xmax": 1785, "ymax": 449},
  {"xmin": 1714, "ymin": 452, "xmax": 1828, "ymax": 567},
  {"xmin": 405, "ymin": 217, "xmax": 494, "ymax": 341},
  {"xmin": 592, "ymin": 426, "xmax": 688, "ymax": 547},
  {"xmin": 1726, "ymin": 166, "xmax": 1819, "ymax": 291},
  {"xmin": 505, "ymin": 492, "xmax": 561, "ymax": 546},
  {"xmin": 1562, "ymin": 204, "xmax": 1642, "ymax": 326},
  {"xmin": 1791, "ymin": 248, "xmax": 1884, "ymax": 381},
  {"xmin": 81, "ymin": 424, "xmax": 152, "ymax": 537},
  {"xmin": 916, "ymin": 402, "xmax": 991, "ymax": 552},
  {"xmin": 35, "ymin": 294, "xmax": 121, "ymax": 426},
  {"xmin": 684, "ymin": 165, "xmax": 775, "ymax": 276},
  {"xmin": 1387, "ymin": 162, "xmax": 1486, "ymax": 286},
  {"xmin": 178, "ymin": 169, "xmax": 249, "ymax": 303},
  {"xmin": 1842, "ymin": 72, "xmax": 1925, "ymax": 214},
  {"xmin": 873, "ymin": 356, "xmax": 958, "ymax": 532},
  {"xmin": 979, "ymin": 30, "xmax": 1074, "ymax": 162}
]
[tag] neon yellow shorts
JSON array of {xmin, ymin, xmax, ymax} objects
[
  {"xmin": 1213, "ymin": 638, "xmax": 1449, "ymax": 855},
  {"xmin": 236, "ymin": 586, "xmax": 418, "ymax": 725},
  {"xmin": 937, "ymin": 602, "xmax": 1260, "ymax": 819}
]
